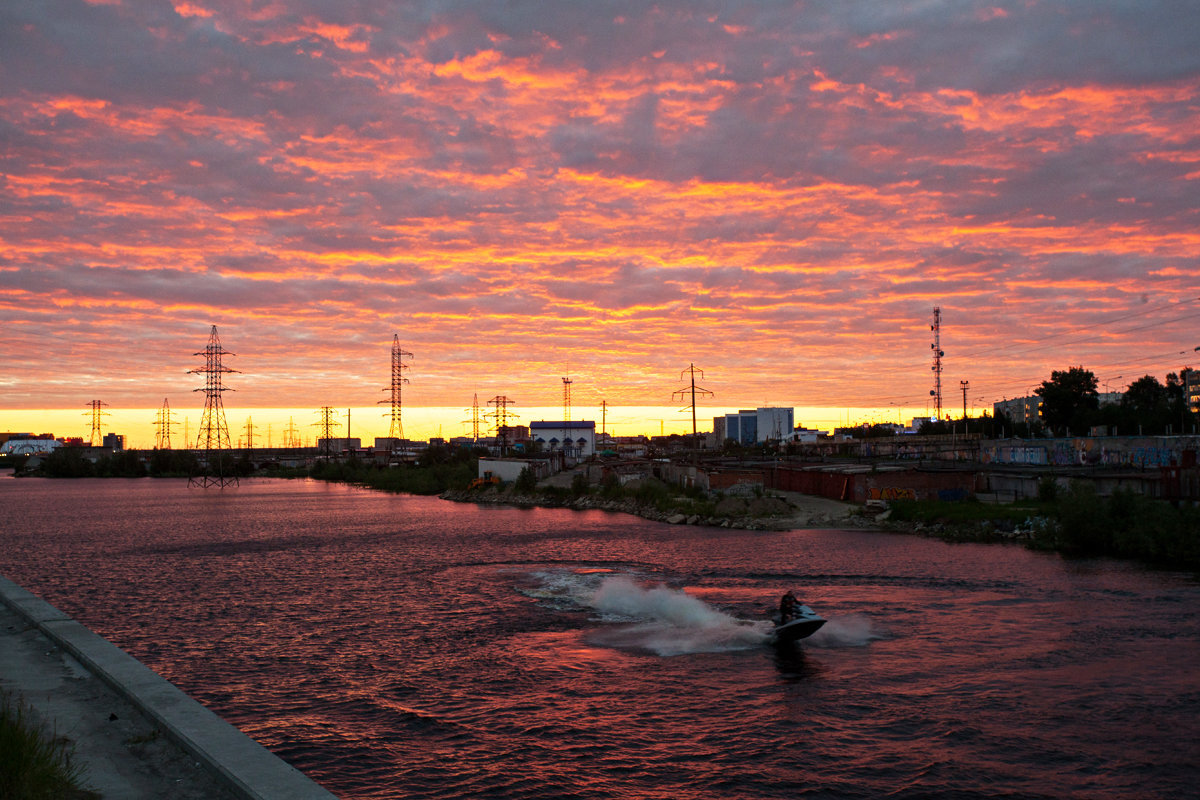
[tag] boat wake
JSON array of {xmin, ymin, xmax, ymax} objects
[{"xmin": 586, "ymin": 576, "xmax": 772, "ymax": 656}]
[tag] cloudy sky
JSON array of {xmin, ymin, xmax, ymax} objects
[{"xmin": 3, "ymin": 0, "xmax": 1199, "ymax": 441}]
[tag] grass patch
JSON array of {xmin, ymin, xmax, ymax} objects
[{"xmin": 0, "ymin": 689, "xmax": 96, "ymax": 800}]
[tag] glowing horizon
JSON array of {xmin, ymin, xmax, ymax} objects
[{"xmin": 3, "ymin": 2, "xmax": 1199, "ymax": 419}]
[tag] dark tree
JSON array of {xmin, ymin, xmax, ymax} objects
[
  {"xmin": 1037, "ymin": 366, "xmax": 1099, "ymax": 436},
  {"xmin": 1120, "ymin": 375, "xmax": 1171, "ymax": 434}
]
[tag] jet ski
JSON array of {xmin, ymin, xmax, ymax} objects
[{"xmin": 772, "ymin": 604, "xmax": 826, "ymax": 644}]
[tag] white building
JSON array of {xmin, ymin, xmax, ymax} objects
[{"xmin": 530, "ymin": 421, "xmax": 596, "ymax": 459}]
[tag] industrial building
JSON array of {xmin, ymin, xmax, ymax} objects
[
  {"xmin": 714, "ymin": 408, "xmax": 795, "ymax": 445},
  {"xmin": 530, "ymin": 420, "xmax": 596, "ymax": 458}
]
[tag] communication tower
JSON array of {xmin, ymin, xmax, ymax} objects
[
  {"xmin": 153, "ymin": 398, "xmax": 177, "ymax": 449},
  {"xmin": 599, "ymin": 400, "xmax": 608, "ymax": 436},
  {"xmin": 379, "ymin": 335, "xmax": 412, "ymax": 443},
  {"xmin": 930, "ymin": 307, "xmax": 944, "ymax": 420},
  {"xmin": 672, "ymin": 364, "xmax": 714, "ymax": 439},
  {"xmin": 314, "ymin": 406, "xmax": 341, "ymax": 457},
  {"xmin": 462, "ymin": 393, "xmax": 483, "ymax": 443},
  {"xmin": 189, "ymin": 325, "xmax": 239, "ymax": 488},
  {"xmin": 485, "ymin": 396, "xmax": 518, "ymax": 455},
  {"xmin": 84, "ymin": 400, "xmax": 109, "ymax": 446},
  {"xmin": 562, "ymin": 377, "xmax": 573, "ymax": 421}
]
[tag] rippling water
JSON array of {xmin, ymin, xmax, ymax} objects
[{"xmin": 3, "ymin": 475, "xmax": 1199, "ymax": 799}]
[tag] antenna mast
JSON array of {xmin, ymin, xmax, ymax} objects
[
  {"xmin": 930, "ymin": 307, "xmax": 944, "ymax": 420},
  {"xmin": 562, "ymin": 376, "xmax": 573, "ymax": 421}
]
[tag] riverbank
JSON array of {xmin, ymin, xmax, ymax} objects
[
  {"xmin": 442, "ymin": 484, "xmax": 873, "ymax": 531},
  {"xmin": 0, "ymin": 577, "xmax": 336, "ymax": 800}
]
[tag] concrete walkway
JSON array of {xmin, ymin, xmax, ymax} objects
[{"xmin": 0, "ymin": 576, "xmax": 338, "ymax": 799}]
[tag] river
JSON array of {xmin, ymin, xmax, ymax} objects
[{"xmin": 2, "ymin": 475, "xmax": 1197, "ymax": 799}]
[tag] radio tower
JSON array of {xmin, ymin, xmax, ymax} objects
[
  {"xmin": 462, "ymin": 393, "xmax": 483, "ymax": 443},
  {"xmin": 314, "ymin": 406, "xmax": 341, "ymax": 457},
  {"xmin": 672, "ymin": 364, "xmax": 714, "ymax": 439},
  {"xmin": 379, "ymin": 335, "xmax": 412, "ymax": 444},
  {"xmin": 189, "ymin": 325, "xmax": 238, "ymax": 488},
  {"xmin": 84, "ymin": 400, "xmax": 109, "ymax": 446},
  {"xmin": 930, "ymin": 307, "xmax": 944, "ymax": 420},
  {"xmin": 562, "ymin": 376, "xmax": 573, "ymax": 421},
  {"xmin": 154, "ymin": 398, "xmax": 177, "ymax": 449},
  {"xmin": 485, "ymin": 395, "xmax": 518, "ymax": 455}
]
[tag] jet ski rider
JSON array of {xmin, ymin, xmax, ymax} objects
[{"xmin": 779, "ymin": 590, "xmax": 799, "ymax": 623}]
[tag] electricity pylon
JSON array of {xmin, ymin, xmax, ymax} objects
[
  {"xmin": 189, "ymin": 325, "xmax": 238, "ymax": 488},
  {"xmin": 485, "ymin": 396, "xmax": 518, "ymax": 455},
  {"xmin": 84, "ymin": 400, "xmax": 109, "ymax": 446},
  {"xmin": 314, "ymin": 406, "xmax": 341, "ymax": 457},
  {"xmin": 379, "ymin": 335, "xmax": 412, "ymax": 444},
  {"xmin": 462, "ymin": 393, "xmax": 483, "ymax": 443},
  {"xmin": 154, "ymin": 398, "xmax": 177, "ymax": 449}
]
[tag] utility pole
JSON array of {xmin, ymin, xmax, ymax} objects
[
  {"xmin": 930, "ymin": 307, "xmax": 944, "ymax": 420},
  {"xmin": 672, "ymin": 363, "xmax": 714, "ymax": 442},
  {"xmin": 379, "ymin": 335, "xmax": 412, "ymax": 445},
  {"xmin": 960, "ymin": 380, "xmax": 970, "ymax": 420},
  {"xmin": 84, "ymin": 400, "xmax": 109, "ymax": 446},
  {"xmin": 189, "ymin": 325, "xmax": 238, "ymax": 488},
  {"xmin": 600, "ymin": 400, "xmax": 608, "ymax": 436}
]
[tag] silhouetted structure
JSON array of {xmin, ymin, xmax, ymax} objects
[
  {"xmin": 485, "ymin": 396, "xmax": 518, "ymax": 455},
  {"xmin": 673, "ymin": 364, "xmax": 713, "ymax": 438},
  {"xmin": 314, "ymin": 406, "xmax": 341, "ymax": 456},
  {"xmin": 379, "ymin": 335, "xmax": 413, "ymax": 444},
  {"xmin": 84, "ymin": 400, "xmax": 109, "ymax": 446},
  {"xmin": 930, "ymin": 307, "xmax": 944, "ymax": 419},
  {"xmin": 463, "ymin": 393, "xmax": 482, "ymax": 443},
  {"xmin": 189, "ymin": 325, "xmax": 238, "ymax": 488},
  {"xmin": 154, "ymin": 397, "xmax": 177, "ymax": 449},
  {"xmin": 562, "ymin": 376, "xmax": 573, "ymax": 421}
]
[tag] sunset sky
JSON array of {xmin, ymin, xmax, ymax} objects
[{"xmin": 4, "ymin": 1, "xmax": 1200, "ymax": 446}]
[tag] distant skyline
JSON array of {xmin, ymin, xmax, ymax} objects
[{"xmin": 4, "ymin": 2, "xmax": 1199, "ymax": 429}]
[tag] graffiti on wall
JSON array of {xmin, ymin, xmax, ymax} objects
[{"xmin": 869, "ymin": 487, "xmax": 917, "ymax": 501}]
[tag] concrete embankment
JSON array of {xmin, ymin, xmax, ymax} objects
[{"xmin": 0, "ymin": 576, "xmax": 337, "ymax": 800}]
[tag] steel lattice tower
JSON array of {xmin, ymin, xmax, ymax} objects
[
  {"xmin": 462, "ymin": 393, "xmax": 482, "ymax": 443},
  {"xmin": 672, "ymin": 364, "xmax": 714, "ymax": 439},
  {"xmin": 154, "ymin": 397, "xmax": 177, "ymax": 449},
  {"xmin": 189, "ymin": 326, "xmax": 238, "ymax": 487},
  {"xmin": 379, "ymin": 335, "xmax": 413, "ymax": 442},
  {"xmin": 562, "ymin": 377, "xmax": 573, "ymax": 421},
  {"xmin": 930, "ymin": 307, "xmax": 944, "ymax": 420},
  {"xmin": 314, "ymin": 406, "xmax": 341, "ymax": 456},
  {"xmin": 485, "ymin": 395, "xmax": 518, "ymax": 455},
  {"xmin": 283, "ymin": 416, "xmax": 299, "ymax": 449},
  {"xmin": 84, "ymin": 400, "xmax": 109, "ymax": 446}
]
